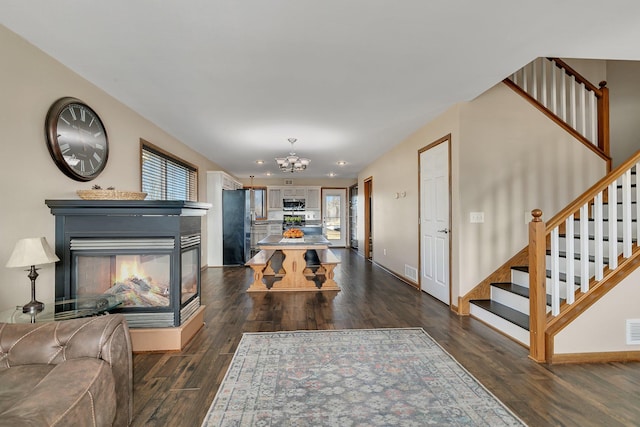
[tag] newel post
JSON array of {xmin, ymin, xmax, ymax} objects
[
  {"xmin": 597, "ymin": 81, "xmax": 610, "ymax": 159},
  {"xmin": 529, "ymin": 209, "xmax": 547, "ymax": 362}
]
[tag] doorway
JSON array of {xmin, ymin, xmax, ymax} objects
[
  {"xmin": 419, "ymin": 135, "xmax": 451, "ymax": 305},
  {"xmin": 322, "ymin": 188, "xmax": 347, "ymax": 247},
  {"xmin": 364, "ymin": 177, "xmax": 373, "ymax": 260},
  {"xmin": 349, "ymin": 184, "xmax": 358, "ymax": 250}
]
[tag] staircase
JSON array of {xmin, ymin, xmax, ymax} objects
[
  {"xmin": 469, "ymin": 164, "xmax": 639, "ymax": 351},
  {"xmin": 464, "ymin": 57, "xmax": 640, "ymax": 361}
]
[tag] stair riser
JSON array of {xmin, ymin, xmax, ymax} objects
[
  {"xmin": 559, "ymin": 236, "xmax": 623, "ymax": 253},
  {"xmin": 545, "ymin": 254, "xmax": 596, "ymax": 276},
  {"xmin": 491, "ymin": 286, "xmax": 530, "ymax": 315},
  {"xmin": 511, "ymin": 268, "xmax": 579, "ymax": 294},
  {"xmin": 469, "ymin": 304, "xmax": 529, "ymax": 346},
  {"xmin": 577, "ymin": 220, "xmax": 638, "ymax": 236}
]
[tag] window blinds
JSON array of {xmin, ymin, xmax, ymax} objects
[{"xmin": 141, "ymin": 144, "xmax": 197, "ymax": 201}]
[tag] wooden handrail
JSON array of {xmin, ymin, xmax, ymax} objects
[{"xmin": 548, "ymin": 58, "xmax": 603, "ymax": 95}]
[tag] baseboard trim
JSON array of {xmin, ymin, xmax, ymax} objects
[{"xmin": 551, "ymin": 350, "xmax": 640, "ymax": 364}]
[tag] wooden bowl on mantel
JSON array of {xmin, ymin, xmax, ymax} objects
[{"xmin": 76, "ymin": 190, "xmax": 147, "ymax": 200}]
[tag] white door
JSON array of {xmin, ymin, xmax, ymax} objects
[
  {"xmin": 420, "ymin": 139, "xmax": 450, "ymax": 305},
  {"xmin": 322, "ymin": 188, "xmax": 347, "ymax": 247}
]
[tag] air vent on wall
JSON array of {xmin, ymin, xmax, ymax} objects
[
  {"xmin": 284, "ymin": 179, "xmax": 294, "ymax": 186},
  {"xmin": 404, "ymin": 264, "xmax": 418, "ymax": 282},
  {"xmin": 626, "ymin": 319, "xmax": 640, "ymax": 345}
]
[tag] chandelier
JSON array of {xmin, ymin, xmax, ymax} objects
[{"xmin": 275, "ymin": 138, "xmax": 310, "ymax": 173}]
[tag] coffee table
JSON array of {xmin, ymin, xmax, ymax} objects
[{"xmin": 0, "ymin": 295, "xmax": 121, "ymax": 323}]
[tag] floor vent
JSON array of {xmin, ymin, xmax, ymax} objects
[
  {"xmin": 404, "ymin": 265, "xmax": 418, "ymax": 282},
  {"xmin": 626, "ymin": 319, "xmax": 640, "ymax": 345}
]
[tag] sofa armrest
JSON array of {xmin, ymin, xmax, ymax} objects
[{"xmin": 0, "ymin": 314, "xmax": 133, "ymax": 426}]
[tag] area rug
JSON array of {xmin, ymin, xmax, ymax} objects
[{"xmin": 202, "ymin": 328, "xmax": 526, "ymax": 426}]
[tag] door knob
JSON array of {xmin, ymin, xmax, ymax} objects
[{"xmin": 437, "ymin": 228, "xmax": 450, "ymax": 234}]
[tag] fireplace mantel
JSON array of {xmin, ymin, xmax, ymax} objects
[{"xmin": 45, "ymin": 199, "xmax": 211, "ymax": 216}]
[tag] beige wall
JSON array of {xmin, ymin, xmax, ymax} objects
[
  {"xmin": 608, "ymin": 60, "xmax": 640, "ymax": 167},
  {"xmin": 359, "ymin": 81, "xmax": 606, "ymax": 301},
  {"xmin": 554, "ymin": 267, "xmax": 640, "ymax": 354},
  {"xmin": 0, "ymin": 26, "xmax": 222, "ymax": 311}
]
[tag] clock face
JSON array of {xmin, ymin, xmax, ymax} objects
[{"xmin": 45, "ymin": 97, "xmax": 109, "ymax": 181}]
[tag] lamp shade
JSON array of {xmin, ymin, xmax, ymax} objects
[{"xmin": 6, "ymin": 237, "xmax": 60, "ymax": 268}]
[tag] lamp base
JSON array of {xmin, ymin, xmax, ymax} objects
[{"xmin": 22, "ymin": 300, "xmax": 44, "ymax": 314}]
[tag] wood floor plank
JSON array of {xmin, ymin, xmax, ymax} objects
[{"xmin": 131, "ymin": 249, "xmax": 640, "ymax": 426}]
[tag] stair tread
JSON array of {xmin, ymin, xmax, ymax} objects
[
  {"xmin": 559, "ymin": 233, "xmax": 637, "ymax": 243},
  {"xmin": 512, "ymin": 265, "xmax": 581, "ymax": 285},
  {"xmin": 491, "ymin": 282, "xmax": 559, "ymax": 305},
  {"xmin": 470, "ymin": 299, "xmax": 529, "ymax": 330},
  {"xmin": 545, "ymin": 250, "xmax": 610, "ymax": 264}
]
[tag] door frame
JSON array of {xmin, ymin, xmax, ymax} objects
[
  {"xmin": 364, "ymin": 176, "xmax": 373, "ymax": 260},
  {"xmin": 418, "ymin": 134, "xmax": 452, "ymax": 306}
]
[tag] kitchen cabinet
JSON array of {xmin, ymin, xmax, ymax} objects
[
  {"xmin": 267, "ymin": 187, "xmax": 282, "ymax": 209},
  {"xmin": 267, "ymin": 223, "xmax": 282, "ymax": 236},
  {"xmin": 282, "ymin": 187, "xmax": 306, "ymax": 198},
  {"xmin": 306, "ymin": 187, "xmax": 321, "ymax": 210},
  {"xmin": 251, "ymin": 224, "xmax": 268, "ymax": 250}
]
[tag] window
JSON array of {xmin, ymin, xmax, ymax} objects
[
  {"xmin": 250, "ymin": 187, "xmax": 267, "ymax": 220},
  {"xmin": 141, "ymin": 140, "xmax": 198, "ymax": 201}
]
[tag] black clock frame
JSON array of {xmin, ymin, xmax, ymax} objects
[{"xmin": 45, "ymin": 97, "xmax": 109, "ymax": 182}]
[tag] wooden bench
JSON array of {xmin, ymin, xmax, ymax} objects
[
  {"xmin": 245, "ymin": 249, "xmax": 275, "ymax": 291},
  {"xmin": 314, "ymin": 249, "xmax": 341, "ymax": 290}
]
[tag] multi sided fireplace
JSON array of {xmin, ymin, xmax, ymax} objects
[{"xmin": 45, "ymin": 200, "xmax": 210, "ymax": 328}]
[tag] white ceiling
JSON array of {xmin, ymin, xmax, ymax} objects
[{"xmin": 3, "ymin": 1, "xmax": 640, "ymax": 179}]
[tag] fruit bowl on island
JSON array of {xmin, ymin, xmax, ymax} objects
[{"xmin": 282, "ymin": 228, "xmax": 304, "ymax": 239}]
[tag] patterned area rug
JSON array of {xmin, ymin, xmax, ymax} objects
[{"xmin": 202, "ymin": 328, "xmax": 526, "ymax": 426}]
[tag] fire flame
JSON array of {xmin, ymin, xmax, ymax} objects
[{"xmin": 119, "ymin": 258, "xmax": 144, "ymax": 282}]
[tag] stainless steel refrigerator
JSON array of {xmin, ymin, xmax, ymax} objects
[{"xmin": 222, "ymin": 189, "xmax": 251, "ymax": 265}]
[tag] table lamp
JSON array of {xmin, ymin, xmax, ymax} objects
[{"xmin": 6, "ymin": 237, "xmax": 60, "ymax": 314}]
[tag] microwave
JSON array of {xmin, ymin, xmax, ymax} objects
[{"xmin": 283, "ymin": 199, "xmax": 305, "ymax": 211}]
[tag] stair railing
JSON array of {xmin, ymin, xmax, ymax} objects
[
  {"xmin": 505, "ymin": 57, "xmax": 610, "ymax": 160},
  {"xmin": 528, "ymin": 149, "xmax": 640, "ymax": 362}
]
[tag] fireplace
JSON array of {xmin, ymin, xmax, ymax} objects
[{"xmin": 46, "ymin": 200, "xmax": 210, "ymax": 328}]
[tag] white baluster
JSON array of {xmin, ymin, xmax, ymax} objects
[
  {"xmin": 565, "ymin": 215, "xmax": 575, "ymax": 304},
  {"xmin": 531, "ymin": 60, "xmax": 538, "ymax": 99},
  {"xmin": 580, "ymin": 204, "xmax": 590, "ymax": 293},
  {"xmin": 623, "ymin": 170, "xmax": 632, "ymax": 258},
  {"xmin": 523, "ymin": 64, "xmax": 529, "ymax": 93},
  {"xmin": 608, "ymin": 182, "xmax": 618, "ymax": 270},
  {"xmin": 579, "ymin": 83, "xmax": 586, "ymax": 137},
  {"xmin": 594, "ymin": 192, "xmax": 604, "ymax": 281},
  {"xmin": 541, "ymin": 59, "xmax": 548, "ymax": 107},
  {"xmin": 590, "ymin": 92, "xmax": 597, "ymax": 144},
  {"xmin": 561, "ymin": 71, "xmax": 567, "ymax": 122},
  {"xmin": 570, "ymin": 75, "xmax": 577, "ymax": 129},
  {"xmin": 636, "ymin": 163, "xmax": 640, "ymax": 246},
  {"xmin": 551, "ymin": 227, "xmax": 560, "ymax": 316},
  {"xmin": 550, "ymin": 61, "xmax": 557, "ymax": 114}
]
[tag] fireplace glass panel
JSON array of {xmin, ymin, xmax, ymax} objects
[
  {"xmin": 181, "ymin": 248, "xmax": 198, "ymax": 304},
  {"xmin": 75, "ymin": 253, "xmax": 171, "ymax": 307}
]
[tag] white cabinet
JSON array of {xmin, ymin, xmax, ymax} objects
[
  {"xmin": 267, "ymin": 223, "xmax": 282, "ymax": 235},
  {"xmin": 267, "ymin": 187, "xmax": 282, "ymax": 209},
  {"xmin": 306, "ymin": 187, "xmax": 321, "ymax": 210},
  {"xmin": 282, "ymin": 187, "xmax": 306, "ymax": 198},
  {"xmin": 206, "ymin": 171, "xmax": 243, "ymax": 266},
  {"xmin": 251, "ymin": 224, "xmax": 268, "ymax": 249}
]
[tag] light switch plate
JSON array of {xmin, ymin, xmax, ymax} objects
[{"xmin": 470, "ymin": 212, "xmax": 484, "ymax": 223}]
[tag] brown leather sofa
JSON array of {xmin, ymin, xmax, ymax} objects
[{"xmin": 0, "ymin": 314, "xmax": 132, "ymax": 426}]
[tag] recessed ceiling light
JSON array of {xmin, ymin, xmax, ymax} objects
[
  {"xmin": 328, "ymin": 172, "xmax": 337, "ymax": 177},
  {"xmin": 255, "ymin": 160, "xmax": 265, "ymax": 165},
  {"xmin": 265, "ymin": 171, "xmax": 272, "ymax": 176},
  {"xmin": 336, "ymin": 161, "xmax": 347, "ymax": 166}
]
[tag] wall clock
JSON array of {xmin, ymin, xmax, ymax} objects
[{"xmin": 45, "ymin": 97, "xmax": 109, "ymax": 181}]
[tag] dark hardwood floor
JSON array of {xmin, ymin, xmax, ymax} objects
[{"xmin": 131, "ymin": 249, "xmax": 640, "ymax": 426}]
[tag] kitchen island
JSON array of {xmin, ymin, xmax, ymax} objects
[{"xmin": 246, "ymin": 234, "xmax": 340, "ymax": 292}]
